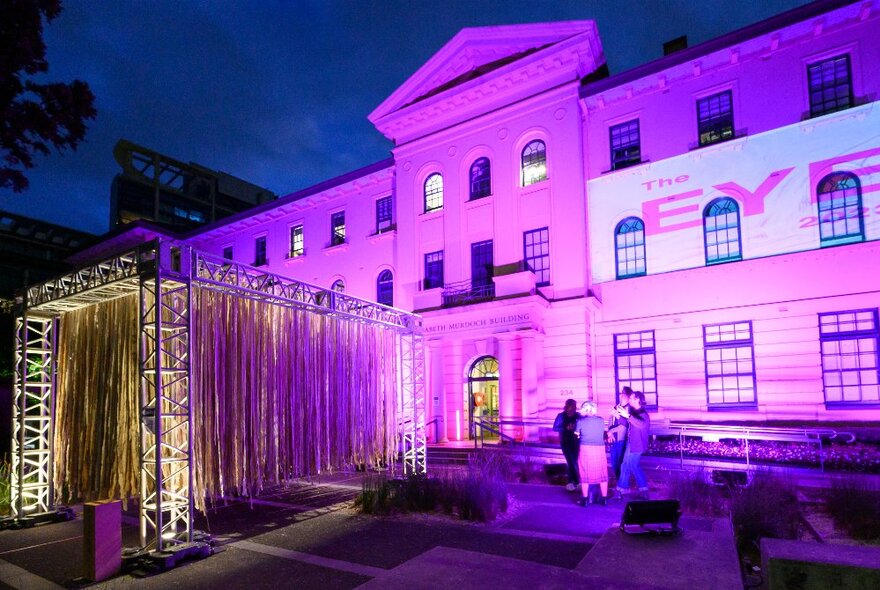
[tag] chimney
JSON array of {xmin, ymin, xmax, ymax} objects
[{"xmin": 663, "ymin": 35, "xmax": 688, "ymax": 56}]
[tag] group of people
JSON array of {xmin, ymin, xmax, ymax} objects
[{"xmin": 552, "ymin": 386, "xmax": 650, "ymax": 506}]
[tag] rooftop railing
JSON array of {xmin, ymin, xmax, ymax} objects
[{"xmin": 441, "ymin": 279, "xmax": 495, "ymax": 308}]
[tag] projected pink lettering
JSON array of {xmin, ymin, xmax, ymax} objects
[{"xmin": 642, "ymin": 168, "xmax": 796, "ymax": 235}]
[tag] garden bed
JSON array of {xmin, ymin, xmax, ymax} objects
[{"xmin": 648, "ymin": 437, "xmax": 880, "ymax": 473}]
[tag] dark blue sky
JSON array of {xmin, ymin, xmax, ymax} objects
[{"xmin": 1, "ymin": 0, "xmax": 811, "ymax": 235}]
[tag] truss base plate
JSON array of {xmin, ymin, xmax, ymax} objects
[{"xmin": 0, "ymin": 507, "xmax": 76, "ymax": 530}]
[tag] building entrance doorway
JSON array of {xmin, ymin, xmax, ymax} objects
[{"xmin": 467, "ymin": 355, "xmax": 499, "ymax": 439}]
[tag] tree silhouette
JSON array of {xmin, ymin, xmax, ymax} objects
[{"xmin": 1, "ymin": 0, "xmax": 96, "ymax": 192}]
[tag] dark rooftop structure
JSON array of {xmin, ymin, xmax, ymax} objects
[{"xmin": 111, "ymin": 139, "xmax": 277, "ymax": 232}]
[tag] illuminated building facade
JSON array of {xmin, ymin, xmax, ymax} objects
[{"xmin": 186, "ymin": 0, "xmax": 880, "ymax": 439}]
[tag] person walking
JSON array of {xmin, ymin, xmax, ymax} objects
[
  {"xmin": 608, "ymin": 387, "xmax": 632, "ymax": 482},
  {"xmin": 553, "ymin": 399, "xmax": 580, "ymax": 491},
  {"xmin": 574, "ymin": 401, "xmax": 608, "ymax": 506},
  {"xmin": 614, "ymin": 391, "xmax": 651, "ymax": 500}
]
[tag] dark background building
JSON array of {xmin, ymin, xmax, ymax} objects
[
  {"xmin": 0, "ymin": 211, "xmax": 95, "ymax": 457},
  {"xmin": 111, "ymin": 139, "xmax": 276, "ymax": 232}
]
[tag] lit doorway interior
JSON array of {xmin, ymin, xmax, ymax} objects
[{"xmin": 467, "ymin": 356, "xmax": 499, "ymax": 439}]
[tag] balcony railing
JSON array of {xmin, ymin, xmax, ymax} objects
[{"xmin": 441, "ymin": 278, "xmax": 495, "ymax": 308}]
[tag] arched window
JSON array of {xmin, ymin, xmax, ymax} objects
[
  {"xmin": 469, "ymin": 157, "xmax": 491, "ymax": 200},
  {"xmin": 376, "ymin": 270, "xmax": 393, "ymax": 306},
  {"xmin": 521, "ymin": 140, "xmax": 547, "ymax": 186},
  {"xmin": 615, "ymin": 217, "xmax": 646, "ymax": 278},
  {"xmin": 424, "ymin": 173, "xmax": 443, "ymax": 213},
  {"xmin": 817, "ymin": 172, "xmax": 864, "ymax": 244},
  {"xmin": 704, "ymin": 198, "xmax": 742, "ymax": 265},
  {"xmin": 331, "ymin": 279, "xmax": 345, "ymax": 293}
]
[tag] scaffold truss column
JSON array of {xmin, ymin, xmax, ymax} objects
[
  {"xmin": 139, "ymin": 245, "xmax": 193, "ymax": 550},
  {"xmin": 11, "ymin": 314, "xmax": 56, "ymax": 517},
  {"xmin": 399, "ymin": 332, "xmax": 427, "ymax": 475}
]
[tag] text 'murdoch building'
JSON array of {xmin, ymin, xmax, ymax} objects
[{"xmin": 187, "ymin": 0, "xmax": 880, "ymax": 441}]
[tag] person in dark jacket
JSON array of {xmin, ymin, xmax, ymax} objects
[
  {"xmin": 552, "ymin": 399, "xmax": 580, "ymax": 491},
  {"xmin": 614, "ymin": 391, "xmax": 651, "ymax": 499},
  {"xmin": 608, "ymin": 386, "xmax": 633, "ymax": 481}
]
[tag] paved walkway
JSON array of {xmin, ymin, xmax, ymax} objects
[{"xmin": 0, "ymin": 474, "xmax": 743, "ymax": 589}]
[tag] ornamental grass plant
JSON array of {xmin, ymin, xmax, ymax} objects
[
  {"xmin": 667, "ymin": 468, "xmax": 727, "ymax": 517},
  {"xmin": 0, "ymin": 461, "xmax": 9, "ymax": 516},
  {"xmin": 825, "ymin": 476, "xmax": 880, "ymax": 540},
  {"xmin": 354, "ymin": 452, "xmax": 509, "ymax": 522},
  {"xmin": 730, "ymin": 470, "xmax": 802, "ymax": 553}
]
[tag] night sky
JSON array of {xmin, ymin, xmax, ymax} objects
[{"xmin": 1, "ymin": 0, "xmax": 812, "ymax": 236}]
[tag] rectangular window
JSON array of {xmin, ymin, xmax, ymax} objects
[
  {"xmin": 523, "ymin": 228, "xmax": 550, "ymax": 286},
  {"xmin": 424, "ymin": 251, "xmax": 444, "ymax": 290},
  {"xmin": 703, "ymin": 322, "xmax": 756, "ymax": 408},
  {"xmin": 330, "ymin": 211, "xmax": 345, "ymax": 246},
  {"xmin": 697, "ymin": 90, "xmax": 734, "ymax": 146},
  {"xmin": 819, "ymin": 310, "xmax": 879, "ymax": 406},
  {"xmin": 614, "ymin": 331, "xmax": 658, "ymax": 409},
  {"xmin": 376, "ymin": 196, "xmax": 393, "ymax": 233},
  {"xmin": 254, "ymin": 236, "xmax": 267, "ymax": 266},
  {"xmin": 609, "ymin": 120, "xmax": 641, "ymax": 170},
  {"xmin": 471, "ymin": 240, "xmax": 494, "ymax": 289},
  {"xmin": 808, "ymin": 54, "xmax": 853, "ymax": 118},
  {"xmin": 289, "ymin": 224, "xmax": 304, "ymax": 257},
  {"xmin": 222, "ymin": 246, "xmax": 233, "ymax": 260}
]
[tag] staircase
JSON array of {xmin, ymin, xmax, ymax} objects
[{"xmin": 426, "ymin": 442, "xmax": 565, "ymax": 466}]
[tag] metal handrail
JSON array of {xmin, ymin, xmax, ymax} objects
[
  {"xmin": 469, "ymin": 416, "xmax": 855, "ymax": 472},
  {"xmin": 441, "ymin": 279, "xmax": 495, "ymax": 308},
  {"xmin": 472, "ymin": 416, "xmax": 519, "ymax": 449},
  {"xmin": 424, "ymin": 417, "xmax": 441, "ymax": 443}
]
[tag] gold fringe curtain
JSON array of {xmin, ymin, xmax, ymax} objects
[
  {"xmin": 54, "ymin": 293, "xmax": 140, "ymax": 505},
  {"xmin": 191, "ymin": 288, "xmax": 399, "ymax": 509},
  {"xmin": 52, "ymin": 286, "xmax": 400, "ymax": 511}
]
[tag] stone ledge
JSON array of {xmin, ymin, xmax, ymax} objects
[{"xmin": 761, "ymin": 538, "xmax": 880, "ymax": 590}]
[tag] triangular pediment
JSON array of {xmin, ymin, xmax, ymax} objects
[{"xmin": 369, "ymin": 20, "xmax": 600, "ymax": 124}]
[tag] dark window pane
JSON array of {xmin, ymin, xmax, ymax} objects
[
  {"xmin": 697, "ymin": 91, "xmax": 734, "ymax": 146},
  {"xmin": 523, "ymin": 228, "xmax": 550, "ymax": 286}
]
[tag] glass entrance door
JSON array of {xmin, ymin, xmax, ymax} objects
[{"xmin": 467, "ymin": 356, "xmax": 499, "ymax": 439}]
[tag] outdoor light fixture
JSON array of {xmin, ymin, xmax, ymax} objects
[{"xmin": 620, "ymin": 499, "xmax": 682, "ymax": 535}]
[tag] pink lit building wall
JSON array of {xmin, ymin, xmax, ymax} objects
[{"xmin": 186, "ymin": 0, "xmax": 880, "ymax": 439}]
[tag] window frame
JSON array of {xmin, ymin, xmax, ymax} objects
[
  {"xmin": 614, "ymin": 217, "xmax": 646, "ymax": 279},
  {"xmin": 807, "ymin": 54, "xmax": 854, "ymax": 119},
  {"xmin": 222, "ymin": 245, "xmax": 233, "ymax": 261},
  {"xmin": 609, "ymin": 119, "xmax": 641, "ymax": 170},
  {"xmin": 423, "ymin": 250, "xmax": 444, "ymax": 290},
  {"xmin": 469, "ymin": 157, "xmax": 492, "ymax": 200},
  {"xmin": 375, "ymin": 196, "xmax": 394, "ymax": 233},
  {"xmin": 424, "ymin": 173, "xmax": 444, "ymax": 213},
  {"xmin": 613, "ymin": 330, "xmax": 658, "ymax": 410},
  {"xmin": 470, "ymin": 240, "xmax": 494, "ymax": 289},
  {"xmin": 696, "ymin": 90, "xmax": 735, "ymax": 147},
  {"xmin": 703, "ymin": 197, "xmax": 743, "ymax": 265},
  {"xmin": 521, "ymin": 140, "xmax": 547, "ymax": 187},
  {"xmin": 703, "ymin": 321, "xmax": 757, "ymax": 410},
  {"xmin": 330, "ymin": 211, "xmax": 346, "ymax": 246},
  {"xmin": 819, "ymin": 309, "xmax": 880, "ymax": 408},
  {"xmin": 817, "ymin": 172, "xmax": 864, "ymax": 246},
  {"xmin": 376, "ymin": 269, "xmax": 394, "ymax": 307},
  {"xmin": 523, "ymin": 227, "xmax": 550, "ymax": 287},
  {"xmin": 289, "ymin": 224, "xmax": 304, "ymax": 258},
  {"xmin": 254, "ymin": 235, "xmax": 268, "ymax": 267}
]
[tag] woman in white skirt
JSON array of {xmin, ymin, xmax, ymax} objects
[{"xmin": 574, "ymin": 401, "xmax": 609, "ymax": 506}]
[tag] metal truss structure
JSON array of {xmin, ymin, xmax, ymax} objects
[
  {"xmin": 11, "ymin": 239, "xmax": 425, "ymax": 550},
  {"xmin": 11, "ymin": 315, "xmax": 56, "ymax": 517},
  {"xmin": 398, "ymin": 333, "xmax": 427, "ymax": 475},
  {"xmin": 192, "ymin": 251, "xmax": 419, "ymax": 331},
  {"xmin": 138, "ymin": 245, "xmax": 193, "ymax": 550}
]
